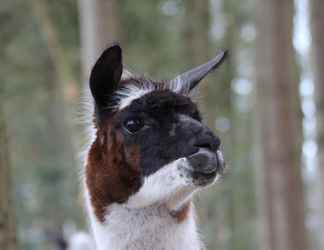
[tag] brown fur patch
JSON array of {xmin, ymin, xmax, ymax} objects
[
  {"xmin": 170, "ymin": 202, "xmax": 191, "ymax": 223},
  {"xmin": 86, "ymin": 119, "xmax": 141, "ymax": 222}
]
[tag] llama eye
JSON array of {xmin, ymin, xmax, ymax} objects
[{"xmin": 123, "ymin": 118, "xmax": 144, "ymax": 134}]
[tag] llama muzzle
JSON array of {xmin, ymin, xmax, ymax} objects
[{"xmin": 187, "ymin": 148, "xmax": 225, "ymax": 185}]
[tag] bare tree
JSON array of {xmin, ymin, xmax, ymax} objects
[
  {"xmin": 31, "ymin": 0, "xmax": 79, "ymax": 103},
  {"xmin": 310, "ymin": 0, "xmax": 324, "ymax": 241},
  {"xmin": 0, "ymin": 102, "xmax": 17, "ymax": 250},
  {"xmin": 183, "ymin": 0, "xmax": 210, "ymax": 65},
  {"xmin": 255, "ymin": 1, "xmax": 309, "ymax": 250},
  {"xmin": 30, "ymin": 1, "xmax": 83, "ymax": 247},
  {"xmin": 78, "ymin": 0, "xmax": 120, "ymax": 82}
]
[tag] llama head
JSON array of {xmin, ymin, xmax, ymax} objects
[{"xmin": 86, "ymin": 44, "xmax": 227, "ymax": 222}]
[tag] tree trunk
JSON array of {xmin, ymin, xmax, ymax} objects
[
  {"xmin": 183, "ymin": 0, "xmax": 210, "ymax": 65},
  {"xmin": 0, "ymin": 100, "xmax": 17, "ymax": 250},
  {"xmin": 310, "ymin": 0, "xmax": 324, "ymax": 243},
  {"xmin": 255, "ymin": 1, "xmax": 309, "ymax": 250},
  {"xmin": 31, "ymin": 0, "xmax": 79, "ymax": 103},
  {"xmin": 78, "ymin": 0, "xmax": 120, "ymax": 83},
  {"xmin": 31, "ymin": 0, "xmax": 82, "ymax": 246}
]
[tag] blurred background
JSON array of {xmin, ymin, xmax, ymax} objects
[{"xmin": 0, "ymin": 0, "xmax": 323, "ymax": 250}]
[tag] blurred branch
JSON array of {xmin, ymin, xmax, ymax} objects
[
  {"xmin": 311, "ymin": 0, "xmax": 324, "ymax": 244},
  {"xmin": 0, "ymin": 99, "xmax": 17, "ymax": 250},
  {"xmin": 29, "ymin": 1, "xmax": 82, "ymax": 246},
  {"xmin": 30, "ymin": 0, "xmax": 79, "ymax": 102},
  {"xmin": 78, "ymin": 0, "xmax": 120, "ymax": 84}
]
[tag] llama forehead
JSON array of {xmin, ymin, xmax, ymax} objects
[
  {"xmin": 114, "ymin": 87, "xmax": 200, "ymax": 121},
  {"xmin": 114, "ymin": 78, "xmax": 192, "ymax": 111},
  {"xmin": 115, "ymin": 83, "xmax": 154, "ymax": 110}
]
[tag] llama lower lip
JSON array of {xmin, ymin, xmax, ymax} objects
[
  {"xmin": 191, "ymin": 170, "xmax": 217, "ymax": 186},
  {"xmin": 192, "ymin": 169, "xmax": 217, "ymax": 179}
]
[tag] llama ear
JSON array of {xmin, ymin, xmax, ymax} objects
[
  {"xmin": 89, "ymin": 44, "xmax": 123, "ymax": 110},
  {"xmin": 169, "ymin": 50, "xmax": 228, "ymax": 93}
]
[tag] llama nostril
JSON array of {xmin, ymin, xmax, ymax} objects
[
  {"xmin": 194, "ymin": 136, "xmax": 221, "ymax": 152},
  {"xmin": 194, "ymin": 142, "xmax": 213, "ymax": 151}
]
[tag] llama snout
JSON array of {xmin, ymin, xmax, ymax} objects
[{"xmin": 186, "ymin": 146, "xmax": 225, "ymax": 186}]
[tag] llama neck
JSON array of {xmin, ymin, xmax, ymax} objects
[{"xmin": 85, "ymin": 190, "xmax": 203, "ymax": 250}]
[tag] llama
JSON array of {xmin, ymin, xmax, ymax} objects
[{"xmin": 83, "ymin": 44, "xmax": 227, "ymax": 250}]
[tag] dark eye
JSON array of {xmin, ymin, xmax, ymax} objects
[{"xmin": 123, "ymin": 117, "xmax": 144, "ymax": 134}]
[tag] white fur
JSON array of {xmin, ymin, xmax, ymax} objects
[
  {"xmin": 83, "ymin": 158, "xmax": 209, "ymax": 250},
  {"xmin": 121, "ymin": 69, "xmax": 134, "ymax": 80},
  {"xmin": 86, "ymin": 203, "xmax": 203, "ymax": 250},
  {"xmin": 116, "ymin": 86, "xmax": 152, "ymax": 110},
  {"xmin": 113, "ymin": 79, "xmax": 188, "ymax": 111},
  {"xmin": 68, "ymin": 232, "xmax": 95, "ymax": 250},
  {"xmin": 126, "ymin": 158, "xmax": 195, "ymax": 211},
  {"xmin": 169, "ymin": 76, "xmax": 188, "ymax": 94},
  {"xmin": 114, "ymin": 83, "xmax": 155, "ymax": 110}
]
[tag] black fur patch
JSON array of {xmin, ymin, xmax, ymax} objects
[{"xmin": 112, "ymin": 90, "xmax": 218, "ymax": 176}]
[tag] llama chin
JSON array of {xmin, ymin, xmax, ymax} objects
[{"xmin": 83, "ymin": 43, "xmax": 227, "ymax": 250}]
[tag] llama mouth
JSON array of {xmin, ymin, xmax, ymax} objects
[{"xmin": 186, "ymin": 148, "xmax": 225, "ymax": 185}]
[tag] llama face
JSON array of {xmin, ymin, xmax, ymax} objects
[{"xmin": 86, "ymin": 44, "xmax": 227, "ymax": 222}]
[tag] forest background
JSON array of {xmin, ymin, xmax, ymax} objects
[{"xmin": 1, "ymin": 0, "xmax": 324, "ymax": 250}]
